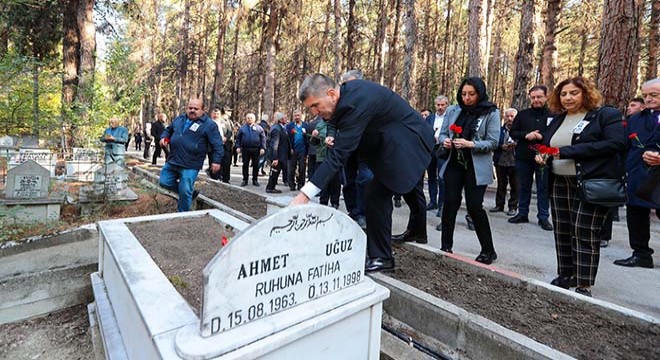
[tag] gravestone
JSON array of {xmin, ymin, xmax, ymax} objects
[
  {"xmin": 8, "ymin": 148, "xmax": 56, "ymax": 177},
  {"xmin": 66, "ymin": 147, "xmax": 103, "ymax": 181},
  {"xmin": 20, "ymin": 134, "xmax": 39, "ymax": 148},
  {"xmin": 5, "ymin": 160, "xmax": 49, "ymax": 198},
  {"xmin": 79, "ymin": 163, "xmax": 136, "ymax": 205},
  {"xmin": 0, "ymin": 136, "xmax": 13, "ymax": 147}
]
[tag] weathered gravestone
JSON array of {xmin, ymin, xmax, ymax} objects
[
  {"xmin": 0, "ymin": 160, "xmax": 62, "ymax": 222},
  {"xmin": 8, "ymin": 148, "xmax": 56, "ymax": 177},
  {"xmin": 79, "ymin": 163, "xmax": 137, "ymax": 206},
  {"xmin": 66, "ymin": 147, "xmax": 103, "ymax": 181},
  {"xmin": 5, "ymin": 160, "xmax": 49, "ymax": 199},
  {"xmin": 92, "ymin": 206, "xmax": 389, "ymax": 359}
]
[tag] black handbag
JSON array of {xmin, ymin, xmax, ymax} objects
[
  {"xmin": 578, "ymin": 178, "xmax": 627, "ymax": 207},
  {"xmin": 635, "ymin": 167, "xmax": 660, "ymax": 205},
  {"xmin": 435, "ymin": 145, "xmax": 450, "ymax": 160}
]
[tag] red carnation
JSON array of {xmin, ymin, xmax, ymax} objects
[
  {"xmin": 449, "ymin": 124, "xmax": 463, "ymax": 135},
  {"xmin": 628, "ymin": 132, "xmax": 638, "ymax": 139},
  {"xmin": 546, "ymin": 147, "xmax": 560, "ymax": 156},
  {"xmin": 221, "ymin": 235, "xmax": 229, "ymax": 247}
]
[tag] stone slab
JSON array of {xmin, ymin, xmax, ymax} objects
[
  {"xmin": 5, "ymin": 159, "xmax": 50, "ymax": 198},
  {"xmin": 0, "ymin": 201, "xmax": 62, "ymax": 223}
]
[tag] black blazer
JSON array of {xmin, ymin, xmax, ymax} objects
[
  {"xmin": 509, "ymin": 107, "xmax": 552, "ymax": 161},
  {"xmin": 310, "ymin": 80, "xmax": 435, "ymax": 194},
  {"xmin": 268, "ymin": 123, "xmax": 291, "ymax": 162},
  {"xmin": 542, "ymin": 106, "xmax": 625, "ymax": 181}
]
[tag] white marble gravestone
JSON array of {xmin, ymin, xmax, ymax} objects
[
  {"xmin": 8, "ymin": 148, "xmax": 56, "ymax": 176},
  {"xmin": 66, "ymin": 147, "xmax": 103, "ymax": 181},
  {"xmin": 5, "ymin": 160, "xmax": 49, "ymax": 199},
  {"xmin": 92, "ymin": 207, "xmax": 388, "ymax": 360}
]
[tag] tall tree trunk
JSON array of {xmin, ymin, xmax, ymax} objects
[
  {"xmin": 467, "ymin": 0, "xmax": 484, "ymax": 77},
  {"xmin": 386, "ymin": 0, "xmax": 402, "ymax": 89},
  {"xmin": 647, "ymin": 0, "xmax": 660, "ymax": 81},
  {"xmin": 374, "ymin": 0, "xmax": 388, "ymax": 83},
  {"xmin": 401, "ymin": 0, "xmax": 416, "ymax": 100},
  {"xmin": 211, "ymin": 0, "xmax": 228, "ymax": 110},
  {"xmin": 441, "ymin": 0, "xmax": 453, "ymax": 96},
  {"xmin": 262, "ymin": 1, "xmax": 280, "ymax": 123},
  {"xmin": 333, "ymin": 0, "xmax": 342, "ymax": 79},
  {"xmin": 540, "ymin": 0, "xmax": 561, "ymax": 90},
  {"xmin": 230, "ymin": 5, "xmax": 242, "ymax": 110},
  {"xmin": 482, "ymin": 0, "xmax": 494, "ymax": 81},
  {"xmin": 577, "ymin": 28, "xmax": 588, "ymax": 76},
  {"xmin": 32, "ymin": 61, "xmax": 40, "ymax": 137},
  {"xmin": 511, "ymin": 0, "xmax": 536, "ymax": 109},
  {"xmin": 75, "ymin": 0, "xmax": 95, "ymax": 147},
  {"xmin": 346, "ymin": 0, "xmax": 357, "ymax": 69},
  {"xmin": 61, "ymin": 0, "xmax": 80, "ymax": 153},
  {"xmin": 177, "ymin": 0, "xmax": 191, "ymax": 109},
  {"xmin": 596, "ymin": 0, "xmax": 643, "ymax": 110}
]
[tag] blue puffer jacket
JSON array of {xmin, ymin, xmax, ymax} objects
[{"xmin": 162, "ymin": 113, "xmax": 224, "ymax": 170}]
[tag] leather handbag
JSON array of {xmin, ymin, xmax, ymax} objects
[
  {"xmin": 578, "ymin": 178, "xmax": 627, "ymax": 207},
  {"xmin": 435, "ymin": 145, "xmax": 450, "ymax": 160},
  {"xmin": 635, "ymin": 167, "xmax": 660, "ymax": 205}
]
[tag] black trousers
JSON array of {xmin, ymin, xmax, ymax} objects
[
  {"xmin": 441, "ymin": 160, "xmax": 494, "ymax": 253},
  {"xmin": 266, "ymin": 159, "xmax": 287, "ymax": 189},
  {"xmin": 318, "ymin": 161, "xmax": 341, "ymax": 207},
  {"xmin": 365, "ymin": 177, "xmax": 426, "ymax": 260},
  {"xmin": 241, "ymin": 148, "xmax": 260, "ymax": 182},
  {"xmin": 288, "ymin": 152, "xmax": 306, "ymax": 189},
  {"xmin": 153, "ymin": 142, "xmax": 169, "ymax": 164},
  {"xmin": 494, "ymin": 165, "xmax": 520, "ymax": 210},
  {"xmin": 626, "ymin": 204, "xmax": 655, "ymax": 258}
]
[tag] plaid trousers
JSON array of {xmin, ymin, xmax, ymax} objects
[{"xmin": 550, "ymin": 175, "xmax": 609, "ymax": 286}]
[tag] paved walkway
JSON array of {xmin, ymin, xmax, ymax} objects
[{"xmin": 129, "ymin": 148, "xmax": 660, "ymax": 319}]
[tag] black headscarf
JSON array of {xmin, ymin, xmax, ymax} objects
[{"xmin": 455, "ymin": 77, "xmax": 498, "ymax": 140}]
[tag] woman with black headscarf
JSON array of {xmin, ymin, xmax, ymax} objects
[{"xmin": 438, "ymin": 77, "xmax": 500, "ymax": 264}]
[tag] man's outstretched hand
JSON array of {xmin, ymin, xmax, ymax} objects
[
  {"xmin": 289, "ymin": 192, "xmax": 310, "ymax": 206},
  {"xmin": 210, "ymin": 163, "xmax": 221, "ymax": 173}
]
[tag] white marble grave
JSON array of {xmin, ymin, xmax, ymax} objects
[
  {"xmin": 8, "ymin": 148, "xmax": 56, "ymax": 176},
  {"xmin": 92, "ymin": 206, "xmax": 389, "ymax": 360},
  {"xmin": 5, "ymin": 160, "xmax": 49, "ymax": 199},
  {"xmin": 79, "ymin": 163, "xmax": 137, "ymax": 203},
  {"xmin": 66, "ymin": 147, "xmax": 104, "ymax": 181}
]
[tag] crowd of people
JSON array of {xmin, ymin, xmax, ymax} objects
[{"xmin": 102, "ymin": 69, "xmax": 657, "ymax": 298}]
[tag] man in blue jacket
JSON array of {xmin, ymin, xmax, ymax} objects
[
  {"xmin": 100, "ymin": 117, "xmax": 129, "ymax": 167},
  {"xmin": 159, "ymin": 98, "xmax": 224, "ymax": 212},
  {"xmin": 235, "ymin": 113, "xmax": 267, "ymax": 186}
]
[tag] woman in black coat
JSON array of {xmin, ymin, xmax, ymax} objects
[{"xmin": 536, "ymin": 76, "xmax": 625, "ymax": 297}]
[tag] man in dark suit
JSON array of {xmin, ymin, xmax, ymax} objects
[
  {"xmin": 290, "ymin": 74, "xmax": 434, "ymax": 272},
  {"xmin": 151, "ymin": 113, "xmax": 169, "ymax": 164},
  {"xmin": 266, "ymin": 112, "xmax": 291, "ymax": 193}
]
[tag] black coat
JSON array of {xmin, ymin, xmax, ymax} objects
[
  {"xmin": 542, "ymin": 106, "xmax": 625, "ymax": 182},
  {"xmin": 510, "ymin": 107, "xmax": 552, "ymax": 160},
  {"xmin": 310, "ymin": 80, "xmax": 435, "ymax": 194},
  {"xmin": 268, "ymin": 123, "xmax": 291, "ymax": 162},
  {"xmin": 151, "ymin": 120, "xmax": 166, "ymax": 141}
]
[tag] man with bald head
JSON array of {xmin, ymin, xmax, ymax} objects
[
  {"xmin": 100, "ymin": 117, "xmax": 129, "ymax": 167},
  {"xmin": 159, "ymin": 98, "xmax": 224, "ymax": 212}
]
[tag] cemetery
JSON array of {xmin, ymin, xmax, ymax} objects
[{"xmin": 0, "ymin": 155, "xmax": 658, "ymax": 360}]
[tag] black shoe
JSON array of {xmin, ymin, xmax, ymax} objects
[
  {"xmin": 435, "ymin": 223, "xmax": 442, "ymax": 231},
  {"xmin": 266, "ymin": 188, "xmax": 282, "ymax": 193},
  {"xmin": 475, "ymin": 252, "xmax": 497, "ymax": 264},
  {"xmin": 436, "ymin": 208, "xmax": 442, "ymax": 217},
  {"xmin": 289, "ymin": 187, "xmax": 297, "ymax": 191},
  {"xmin": 465, "ymin": 215, "xmax": 475, "ymax": 231},
  {"xmin": 508, "ymin": 214, "xmax": 529, "ymax": 224},
  {"xmin": 394, "ymin": 199, "xmax": 402, "ymax": 208},
  {"xmin": 426, "ymin": 203, "xmax": 438, "ymax": 210},
  {"xmin": 240, "ymin": 181, "xmax": 248, "ymax": 186},
  {"xmin": 222, "ymin": 180, "xmax": 230, "ymax": 184},
  {"xmin": 575, "ymin": 287, "xmax": 592, "ymax": 297},
  {"xmin": 550, "ymin": 276, "xmax": 577, "ymax": 289},
  {"xmin": 365, "ymin": 257, "xmax": 395, "ymax": 273},
  {"xmin": 392, "ymin": 230, "xmax": 428, "ymax": 244},
  {"xmin": 599, "ymin": 240, "xmax": 609, "ymax": 248},
  {"xmin": 489, "ymin": 206, "xmax": 503, "ymax": 213},
  {"xmin": 538, "ymin": 219, "xmax": 553, "ymax": 231},
  {"xmin": 440, "ymin": 247, "xmax": 452, "ymax": 253},
  {"xmin": 253, "ymin": 181, "xmax": 260, "ymax": 186},
  {"xmin": 297, "ymin": 185, "xmax": 303, "ymax": 190},
  {"xmin": 192, "ymin": 190, "xmax": 199, "ymax": 200},
  {"xmin": 613, "ymin": 255, "xmax": 654, "ymax": 268},
  {"xmin": 506, "ymin": 209, "xmax": 517, "ymax": 216}
]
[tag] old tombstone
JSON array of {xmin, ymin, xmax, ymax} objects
[
  {"xmin": 20, "ymin": 134, "xmax": 39, "ymax": 148},
  {"xmin": 92, "ymin": 206, "xmax": 388, "ymax": 359},
  {"xmin": 5, "ymin": 160, "xmax": 49, "ymax": 199},
  {"xmin": 66, "ymin": 147, "xmax": 103, "ymax": 181},
  {"xmin": 0, "ymin": 135, "xmax": 13, "ymax": 147},
  {"xmin": 8, "ymin": 148, "xmax": 56, "ymax": 177},
  {"xmin": 79, "ymin": 163, "xmax": 136, "ymax": 206}
]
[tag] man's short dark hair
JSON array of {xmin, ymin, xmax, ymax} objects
[
  {"xmin": 528, "ymin": 85, "xmax": 548, "ymax": 95},
  {"xmin": 420, "ymin": 108, "xmax": 432, "ymax": 113},
  {"xmin": 299, "ymin": 74, "xmax": 337, "ymax": 102},
  {"xmin": 630, "ymin": 97, "xmax": 644, "ymax": 104}
]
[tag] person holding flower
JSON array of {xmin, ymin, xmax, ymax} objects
[
  {"xmin": 614, "ymin": 79, "xmax": 660, "ymax": 269},
  {"xmin": 438, "ymin": 77, "xmax": 500, "ymax": 264},
  {"xmin": 537, "ymin": 76, "xmax": 625, "ymax": 297}
]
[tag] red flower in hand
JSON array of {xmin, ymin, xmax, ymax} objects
[
  {"xmin": 449, "ymin": 124, "xmax": 463, "ymax": 135},
  {"xmin": 291, "ymin": 128, "xmax": 297, "ymax": 135},
  {"xmin": 628, "ymin": 132, "xmax": 638, "ymax": 139},
  {"xmin": 545, "ymin": 147, "xmax": 560, "ymax": 156},
  {"xmin": 629, "ymin": 132, "xmax": 645, "ymax": 148},
  {"xmin": 221, "ymin": 235, "xmax": 229, "ymax": 247}
]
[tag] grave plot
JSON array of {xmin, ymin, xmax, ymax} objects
[
  {"xmin": 92, "ymin": 205, "xmax": 388, "ymax": 359},
  {"xmin": 373, "ymin": 244, "xmax": 660, "ymax": 360}
]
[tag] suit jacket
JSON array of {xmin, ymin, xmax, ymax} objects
[
  {"xmin": 625, "ymin": 109, "xmax": 660, "ymax": 208},
  {"xmin": 509, "ymin": 107, "xmax": 552, "ymax": 160},
  {"xmin": 100, "ymin": 126, "xmax": 129, "ymax": 156},
  {"xmin": 438, "ymin": 105, "xmax": 501, "ymax": 186},
  {"xmin": 151, "ymin": 120, "xmax": 166, "ymax": 140},
  {"xmin": 542, "ymin": 106, "xmax": 625, "ymax": 183},
  {"xmin": 268, "ymin": 123, "xmax": 291, "ymax": 162},
  {"xmin": 310, "ymin": 80, "xmax": 435, "ymax": 194}
]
